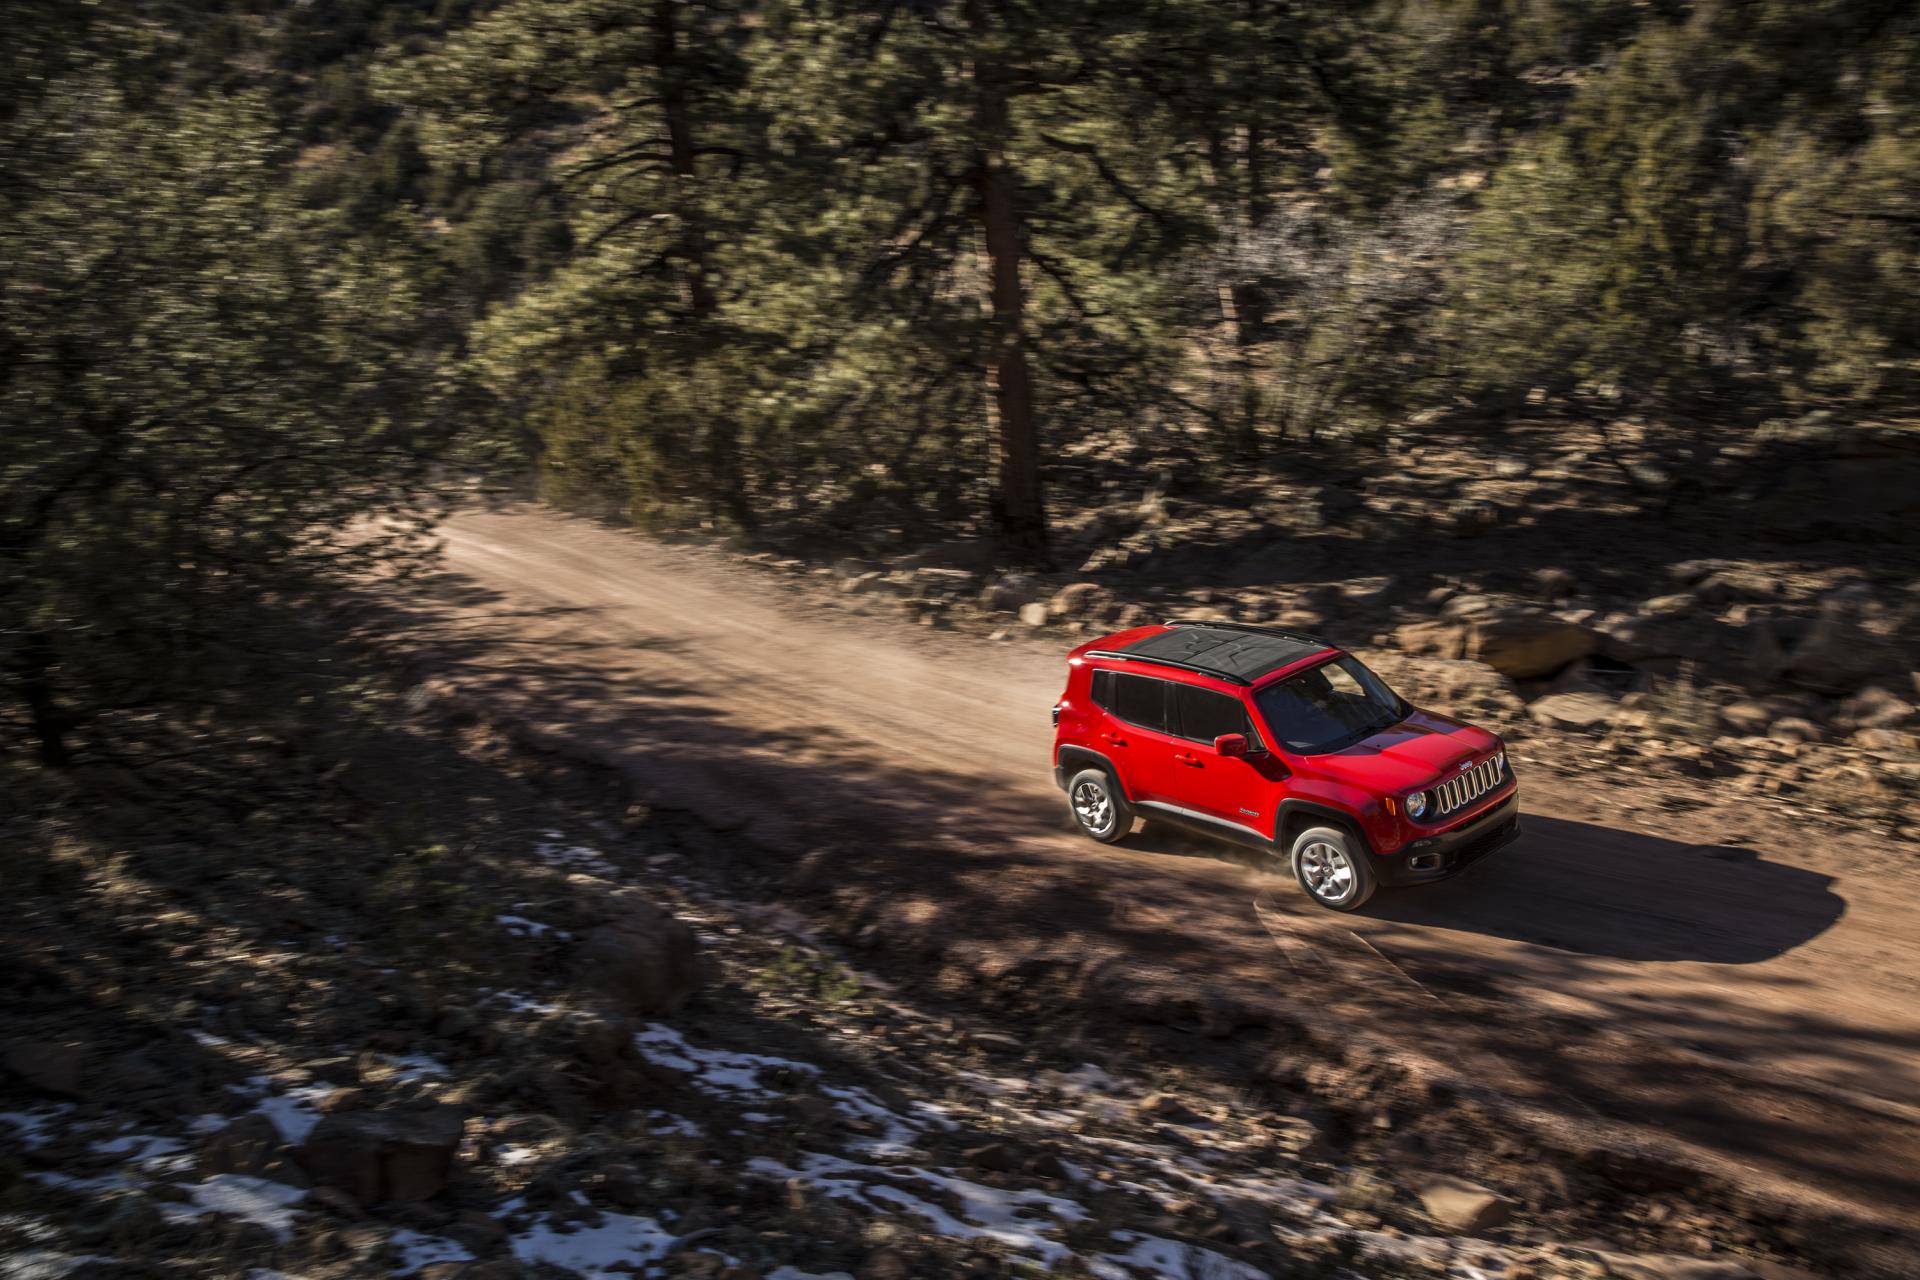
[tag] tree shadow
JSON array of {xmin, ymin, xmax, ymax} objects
[{"xmin": 339, "ymin": 547, "xmax": 1920, "ymax": 1250}]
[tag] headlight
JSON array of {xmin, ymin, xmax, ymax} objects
[{"xmin": 1405, "ymin": 790, "xmax": 1428, "ymax": 820}]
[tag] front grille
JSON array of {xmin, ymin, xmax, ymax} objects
[{"xmin": 1435, "ymin": 754, "xmax": 1504, "ymax": 816}]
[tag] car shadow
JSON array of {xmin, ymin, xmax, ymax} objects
[
  {"xmin": 1355, "ymin": 813, "xmax": 1845, "ymax": 965},
  {"xmin": 1121, "ymin": 812, "xmax": 1843, "ymax": 965}
]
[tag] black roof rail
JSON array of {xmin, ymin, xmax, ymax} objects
[
  {"xmin": 1162, "ymin": 618, "xmax": 1334, "ymax": 648},
  {"xmin": 1081, "ymin": 649, "xmax": 1253, "ymax": 686}
]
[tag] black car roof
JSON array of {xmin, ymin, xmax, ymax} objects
[{"xmin": 1088, "ymin": 621, "xmax": 1334, "ymax": 687}]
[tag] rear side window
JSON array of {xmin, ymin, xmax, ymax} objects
[
  {"xmin": 1093, "ymin": 670, "xmax": 1170, "ymax": 733},
  {"xmin": 1173, "ymin": 685, "xmax": 1252, "ymax": 743}
]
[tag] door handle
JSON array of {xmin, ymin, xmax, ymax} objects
[
  {"xmin": 1173, "ymin": 751, "xmax": 1200, "ymax": 766},
  {"xmin": 1102, "ymin": 732, "xmax": 1127, "ymax": 746}
]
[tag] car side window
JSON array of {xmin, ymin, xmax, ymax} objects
[
  {"xmin": 1172, "ymin": 684, "xmax": 1251, "ymax": 743},
  {"xmin": 1099, "ymin": 672, "xmax": 1170, "ymax": 733}
]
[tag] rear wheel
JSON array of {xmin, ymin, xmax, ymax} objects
[
  {"xmin": 1066, "ymin": 768, "xmax": 1132, "ymax": 844},
  {"xmin": 1289, "ymin": 826, "xmax": 1376, "ymax": 911}
]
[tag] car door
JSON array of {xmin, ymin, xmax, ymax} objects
[
  {"xmin": 1089, "ymin": 670, "xmax": 1184, "ymax": 805},
  {"xmin": 1163, "ymin": 683, "xmax": 1279, "ymax": 839}
]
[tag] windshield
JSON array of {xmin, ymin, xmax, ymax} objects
[{"xmin": 1254, "ymin": 655, "xmax": 1407, "ymax": 755}]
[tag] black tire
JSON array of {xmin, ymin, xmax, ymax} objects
[
  {"xmin": 1066, "ymin": 767, "xmax": 1132, "ymax": 843},
  {"xmin": 1288, "ymin": 825, "xmax": 1377, "ymax": 911}
]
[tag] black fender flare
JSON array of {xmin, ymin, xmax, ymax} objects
[
  {"xmin": 1055, "ymin": 745, "xmax": 1134, "ymax": 801},
  {"xmin": 1273, "ymin": 798, "xmax": 1376, "ymax": 857}
]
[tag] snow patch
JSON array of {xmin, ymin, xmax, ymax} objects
[
  {"xmin": 0, "ymin": 1107, "xmax": 71, "ymax": 1151},
  {"xmin": 389, "ymin": 1229, "xmax": 474, "ymax": 1271},
  {"xmin": 535, "ymin": 837, "xmax": 617, "ymax": 878},
  {"xmin": 0, "ymin": 1251, "xmax": 115, "ymax": 1280},
  {"xmin": 187, "ymin": 1174, "xmax": 308, "ymax": 1241},
  {"xmin": 249, "ymin": 1079, "xmax": 337, "ymax": 1144},
  {"xmin": 1094, "ymin": 1232, "xmax": 1267, "ymax": 1280},
  {"xmin": 89, "ymin": 1133, "xmax": 186, "ymax": 1161},
  {"xmin": 633, "ymin": 1024, "xmax": 817, "ymax": 1099},
  {"xmin": 498, "ymin": 913, "xmax": 572, "ymax": 941},
  {"xmin": 510, "ymin": 1212, "xmax": 677, "ymax": 1276}
]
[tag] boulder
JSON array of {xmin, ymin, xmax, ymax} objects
[
  {"xmin": 300, "ymin": 1105, "xmax": 466, "ymax": 1204},
  {"xmin": 1532, "ymin": 567, "xmax": 1577, "ymax": 601},
  {"xmin": 1466, "ymin": 612, "xmax": 1597, "ymax": 679},
  {"xmin": 979, "ymin": 573, "xmax": 1046, "ymax": 613},
  {"xmin": 3, "ymin": 1039, "xmax": 86, "ymax": 1097},
  {"xmin": 1446, "ymin": 499, "xmax": 1501, "ymax": 537},
  {"xmin": 1394, "ymin": 620, "xmax": 1467, "ymax": 660},
  {"xmin": 1047, "ymin": 582, "xmax": 1108, "ymax": 619},
  {"xmin": 1017, "ymin": 601, "xmax": 1050, "ymax": 628},
  {"xmin": 1718, "ymin": 701, "xmax": 1773, "ymax": 735},
  {"xmin": 1527, "ymin": 692, "xmax": 1616, "ymax": 732},
  {"xmin": 199, "ymin": 1113, "xmax": 288, "ymax": 1178},
  {"xmin": 1839, "ymin": 685, "xmax": 1915, "ymax": 730},
  {"xmin": 1769, "ymin": 716, "xmax": 1825, "ymax": 745},
  {"xmin": 1415, "ymin": 1175, "xmax": 1514, "ymax": 1234},
  {"xmin": 1360, "ymin": 650, "xmax": 1526, "ymax": 726},
  {"xmin": 575, "ymin": 895, "xmax": 700, "ymax": 1017},
  {"xmin": 1854, "ymin": 727, "xmax": 1917, "ymax": 753},
  {"xmin": 1777, "ymin": 587, "xmax": 1902, "ymax": 694}
]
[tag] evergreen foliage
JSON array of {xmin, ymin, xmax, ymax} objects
[{"xmin": 4, "ymin": 0, "xmax": 1917, "ymax": 755}]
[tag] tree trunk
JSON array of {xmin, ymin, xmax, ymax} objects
[
  {"xmin": 654, "ymin": 0, "xmax": 752, "ymax": 533},
  {"xmin": 969, "ymin": 5, "xmax": 1049, "ymax": 567},
  {"xmin": 20, "ymin": 631, "xmax": 69, "ymax": 768}
]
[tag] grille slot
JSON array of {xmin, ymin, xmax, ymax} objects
[{"xmin": 1436, "ymin": 755, "xmax": 1503, "ymax": 816}]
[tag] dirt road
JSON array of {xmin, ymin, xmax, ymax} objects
[{"xmin": 394, "ymin": 504, "xmax": 1920, "ymax": 1242}]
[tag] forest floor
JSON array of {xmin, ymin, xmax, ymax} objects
[{"xmin": 6, "ymin": 450, "xmax": 1918, "ymax": 1278}]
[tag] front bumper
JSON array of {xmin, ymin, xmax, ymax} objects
[{"xmin": 1371, "ymin": 792, "xmax": 1521, "ymax": 886}]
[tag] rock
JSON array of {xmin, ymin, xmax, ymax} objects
[
  {"xmin": 199, "ymin": 1113, "xmax": 287, "ymax": 1177},
  {"xmin": 1134, "ymin": 1092, "xmax": 1201, "ymax": 1125},
  {"xmin": 305, "ymin": 1185, "xmax": 364, "ymax": 1219},
  {"xmin": 961, "ymin": 1142, "xmax": 1019, "ymax": 1172},
  {"xmin": 1017, "ymin": 601, "xmax": 1050, "ymax": 628},
  {"xmin": 979, "ymin": 573, "xmax": 1045, "ymax": 613},
  {"xmin": 300, "ymin": 1106, "xmax": 466, "ymax": 1204},
  {"xmin": 1592, "ymin": 1252, "xmax": 1785, "ymax": 1280},
  {"xmin": 1416, "ymin": 1175, "xmax": 1514, "ymax": 1234},
  {"xmin": 1527, "ymin": 692, "xmax": 1616, "ymax": 732},
  {"xmin": 1532, "ymin": 568, "xmax": 1577, "ymax": 601},
  {"xmin": 1446, "ymin": 499, "xmax": 1501, "ymax": 537},
  {"xmin": 1718, "ymin": 701, "xmax": 1773, "ymax": 735},
  {"xmin": 858, "ymin": 1248, "xmax": 912, "ymax": 1280},
  {"xmin": 1467, "ymin": 613, "xmax": 1597, "ymax": 679},
  {"xmin": 1854, "ymin": 727, "xmax": 1916, "ymax": 752},
  {"xmin": 1839, "ymin": 685, "xmax": 1915, "ymax": 730},
  {"xmin": 1778, "ymin": 587, "xmax": 1902, "ymax": 694},
  {"xmin": 1047, "ymin": 582, "xmax": 1107, "ymax": 619},
  {"xmin": 1395, "ymin": 620, "xmax": 1468, "ymax": 660},
  {"xmin": 68, "ymin": 1190, "xmax": 165, "ymax": 1247},
  {"xmin": 1361, "ymin": 650, "xmax": 1526, "ymax": 725},
  {"xmin": 1026, "ymin": 1150, "xmax": 1068, "ymax": 1180},
  {"xmin": 1768, "ymin": 716, "xmax": 1824, "ymax": 745},
  {"xmin": 575, "ymin": 895, "xmax": 700, "ymax": 1017},
  {"xmin": 2, "ymin": 1039, "xmax": 86, "ymax": 1097}
]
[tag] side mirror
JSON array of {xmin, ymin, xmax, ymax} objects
[{"xmin": 1213, "ymin": 733, "xmax": 1249, "ymax": 758}]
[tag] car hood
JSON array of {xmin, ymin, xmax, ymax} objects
[{"xmin": 1305, "ymin": 708, "xmax": 1500, "ymax": 795}]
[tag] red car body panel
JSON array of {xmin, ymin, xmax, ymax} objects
[{"xmin": 1053, "ymin": 623, "xmax": 1519, "ymax": 879}]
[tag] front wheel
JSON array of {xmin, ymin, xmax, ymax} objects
[
  {"xmin": 1066, "ymin": 768, "xmax": 1132, "ymax": 844},
  {"xmin": 1289, "ymin": 826, "xmax": 1377, "ymax": 911}
]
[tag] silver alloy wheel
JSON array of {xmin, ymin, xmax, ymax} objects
[
  {"xmin": 1072, "ymin": 779, "xmax": 1114, "ymax": 835},
  {"xmin": 1298, "ymin": 840, "xmax": 1355, "ymax": 903}
]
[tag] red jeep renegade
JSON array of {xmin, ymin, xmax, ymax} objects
[{"xmin": 1051, "ymin": 620, "xmax": 1521, "ymax": 910}]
